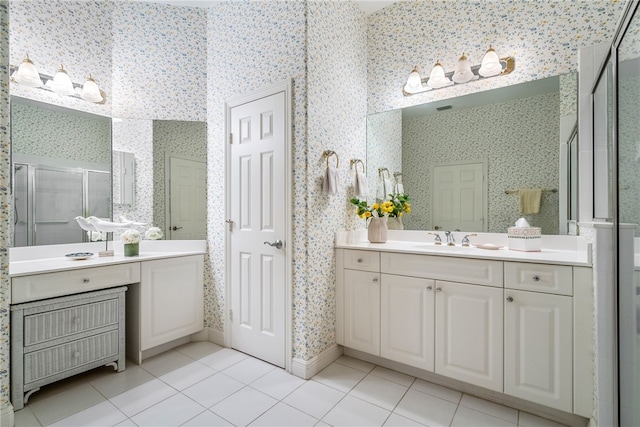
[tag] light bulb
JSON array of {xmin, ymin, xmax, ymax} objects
[
  {"xmin": 51, "ymin": 65, "xmax": 75, "ymax": 96},
  {"xmin": 81, "ymin": 74, "xmax": 103, "ymax": 103},
  {"xmin": 479, "ymin": 46, "xmax": 502, "ymax": 77},
  {"xmin": 452, "ymin": 53, "xmax": 473, "ymax": 84},
  {"xmin": 12, "ymin": 54, "xmax": 42, "ymax": 87}
]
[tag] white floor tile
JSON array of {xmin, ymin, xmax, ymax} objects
[
  {"xmin": 130, "ymin": 393, "xmax": 205, "ymax": 427},
  {"xmin": 210, "ymin": 387, "xmax": 277, "ymax": 426},
  {"xmin": 249, "ymin": 367, "xmax": 306, "ymax": 400},
  {"xmin": 383, "ymin": 413, "xmax": 425, "ymax": 426},
  {"xmin": 369, "ymin": 366, "xmax": 416, "ymax": 387},
  {"xmin": 181, "ymin": 410, "xmax": 233, "ymax": 426},
  {"xmin": 321, "ymin": 395, "xmax": 390, "ymax": 427},
  {"xmin": 221, "ymin": 356, "xmax": 276, "ymax": 385},
  {"xmin": 198, "ymin": 348, "xmax": 249, "ymax": 371},
  {"xmin": 350, "ymin": 374, "xmax": 408, "ymax": 411},
  {"xmin": 109, "ymin": 378, "xmax": 177, "ymax": 417},
  {"xmin": 452, "ymin": 406, "xmax": 517, "ymax": 427},
  {"xmin": 249, "ymin": 402, "xmax": 318, "ymax": 426},
  {"xmin": 518, "ymin": 412, "xmax": 569, "ymax": 427},
  {"xmin": 159, "ymin": 361, "xmax": 217, "ymax": 390},
  {"xmin": 411, "ymin": 378, "xmax": 462, "ymax": 404},
  {"xmin": 182, "ymin": 372, "xmax": 245, "ymax": 408},
  {"xmin": 282, "ymin": 380, "xmax": 345, "ymax": 419},
  {"xmin": 459, "ymin": 394, "xmax": 518, "ymax": 423},
  {"xmin": 13, "ymin": 406, "xmax": 42, "ymax": 427},
  {"xmin": 48, "ymin": 400, "xmax": 127, "ymax": 427},
  {"xmin": 334, "ymin": 356, "xmax": 376, "ymax": 373},
  {"xmin": 139, "ymin": 350, "xmax": 194, "ymax": 378},
  {"xmin": 175, "ymin": 341, "xmax": 224, "ymax": 361},
  {"xmin": 89, "ymin": 364, "xmax": 155, "ymax": 398},
  {"xmin": 394, "ymin": 388, "xmax": 458, "ymax": 426},
  {"xmin": 28, "ymin": 382, "xmax": 106, "ymax": 427},
  {"xmin": 114, "ymin": 419, "xmax": 137, "ymax": 427},
  {"xmin": 312, "ymin": 362, "xmax": 367, "ymax": 393}
]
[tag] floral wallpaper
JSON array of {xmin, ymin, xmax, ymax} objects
[
  {"xmin": 0, "ymin": 0, "xmax": 10, "ymax": 412},
  {"xmin": 11, "ymin": 102, "xmax": 111, "ymax": 166},
  {"xmin": 403, "ymin": 91, "xmax": 560, "ymax": 234},
  {"xmin": 152, "ymin": 120, "xmax": 207, "ymax": 233}
]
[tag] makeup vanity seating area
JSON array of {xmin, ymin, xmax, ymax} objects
[
  {"xmin": 8, "ymin": 240, "xmax": 206, "ymax": 410},
  {"xmin": 335, "ymin": 230, "xmax": 593, "ymax": 421}
]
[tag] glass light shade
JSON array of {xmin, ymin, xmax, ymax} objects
[
  {"xmin": 405, "ymin": 66, "xmax": 423, "ymax": 91},
  {"xmin": 478, "ymin": 46, "xmax": 502, "ymax": 77},
  {"xmin": 427, "ymin": 60, "xmax": 452, "ymax": 88},
  {"xmin": 51, "ymin": 65, "xmax": 75, "ymax": 96},
  {"xmin": 81, "ymin": 75, "xmax": 103, "ymax": 103},
  {"xmin": 12, "ymin": 54, "xmax": 42, "ymax": 87},
  {"xmin": 452, "ymin": 53, "xmax": 474, "ymax": 84}
]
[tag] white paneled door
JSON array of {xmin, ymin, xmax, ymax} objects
[
  {"xmin": 168, "ymin": 157, "xmax": 207, "ymax": 240},
  {"xmin": 229, "ymin": 90, "xmax": 287, "ymax": 368}
]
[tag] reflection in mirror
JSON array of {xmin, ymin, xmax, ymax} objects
[
  {"xmin": 366, "ymin": 73, "xmax": 578, "ymax": 235},
  {"xmin": 11, "ymin": 97, "xmax": 112, "ymax": 246}
]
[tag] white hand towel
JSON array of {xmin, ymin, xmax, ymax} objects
[
  {"xmin": 519, "ymin": 189, "xmax": 542, "ymax": 214},
  {"xmin": 355, "ymin": 172, "xmax": 369, "ymax": 198},
  {"xmin": 376, "ymin": 178, "xmax": 385, "ymax": 200},
  {"xmin": 323, "ymin": 166, "xmax": 339, "ymax": 195},
  {"xmin": 383, "ymin": 178, "xmax": 393, "ymax": 200}
]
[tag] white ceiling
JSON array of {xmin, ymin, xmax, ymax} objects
[{"xmin": 142, "ymin": 0, "xmax": 398, "ymax": 16}]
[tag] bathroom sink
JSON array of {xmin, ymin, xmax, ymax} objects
[{"xmin": 412, "ymin": 244, "xmax": 472, "ymax": 251}]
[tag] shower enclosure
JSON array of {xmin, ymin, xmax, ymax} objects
[{"xmin": 13, "ymin": 163, "xmax": 111, "ymax": 246}]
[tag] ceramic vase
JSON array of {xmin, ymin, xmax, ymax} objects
[
  {"xmin": 124, "ymin": 243, "xmax": 139, "ymax": 257},
  {"xmin": 387, "ymin": 216, "xmax": 404, "ymax": 230},
  {"xmin": 368, "ymin": 217, "xmax": 388, "ymax": 243}
]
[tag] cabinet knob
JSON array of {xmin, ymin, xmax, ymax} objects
[
  {"xmin": 532, "ymin": 275, "xmax": 540, "ymax": 282},
  {"xmin": 83, "ymin": 278, "xmax": 90, "ymax": 283},
  {"xmin": 436, "ymin": 287, "xmax": 442, "ymax": 292},
  {"xmin": 357, "ymin": 258, "xmax": 363, "ymax": 263},
  {"xmin": 372, "ymin": 278, "xmax": 378, "ymax": 283},
  {"xmin": 426, "ymin": 286, "xmax": 433, "ymax": 291},
  {"xmin": 506, "ymin": 296, "xmax": 514, "ymax": 303},
  {"xmin": 73, "ymin": 351, "xmax": 80, "ymax": 358}
]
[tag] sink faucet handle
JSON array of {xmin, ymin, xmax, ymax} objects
[
  {"xmin": 461, "ymin": 233, "xmax": 478, "ymax": 247},
  {"xmin": 428, "ymin": 232, "xmax": 442, "ymax": 245}
]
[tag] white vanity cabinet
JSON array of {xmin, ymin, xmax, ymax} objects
[{"xmin": 127, "ymin": 255, "xmax": 204, "ymax": 363}]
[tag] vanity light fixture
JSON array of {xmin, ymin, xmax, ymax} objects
[
  {"xmin": 10, "ymin": 54, "xmax": 106, "ymax": 104},
  {"xmin": 11, "ymin": 54, "xmax": 43, "ymax": 87},
  {"xmin": 403, "ymin": 46, "xmax": 515, "ymax": 96}
]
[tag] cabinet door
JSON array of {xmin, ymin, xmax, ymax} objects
[
  {"xmin": 140, "ymin": 255, "xmax": 204, "ymax": 350},
  {"xmin": 344, "ymin": 269, "xmax": 380, "ymax": 355},
  {"xmin": 435, "ymin": 281, "xmax": 503, "ymax": 391},
  {"xmin": 381, "ymin": 274, "xmax": 435, "ymax": 371},
  {"xmin": 505, "ymin": 289, "xmax": 572, "ymax": 412}
]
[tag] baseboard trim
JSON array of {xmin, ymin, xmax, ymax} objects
[
  {"xmin": 2, "ymin": 402, "xmax": 15, "ymax": 427},
  {"xmin": 291, "ymin": 344, "xmax": 342, "ymax": 379},
  {"xmin": 208, "ymin": 328, "xmax": 225, "ymax": 346}
]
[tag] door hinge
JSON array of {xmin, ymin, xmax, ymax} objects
[
  {"xmin": 228, "ymin": 133, "xmax": 233, "ymax": 144},
  {"xmin": 229, "ymin": 309, "xmax": 233, "ymax": 321}
]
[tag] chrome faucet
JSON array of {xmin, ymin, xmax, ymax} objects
[
  {"xmin": 428, "ymin": 232, "xmax": 442, "ymax": 245},
  {"xmin": 444, "ymin": 231, "xmax": 455, "ymax": 246}
]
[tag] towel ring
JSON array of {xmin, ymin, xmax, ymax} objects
[
  {"xmin": 322, "ymin": 150, "xmax": 339, "ymax": 168},
  {"xmin": 350, "ymin": 159, "xmax": 365, "ymax": 173},
  {"xmin": 378, "ymin": 167, "xmax": 390, "ymax": 179}
]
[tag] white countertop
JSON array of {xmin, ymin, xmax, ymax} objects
[
  {"xmin": 336, "ymin": 230, "xmax": 592, "ymax": 267},
  {"xmin": 9, "ymin": 240, "xmax": 207, "ymax": 277}
]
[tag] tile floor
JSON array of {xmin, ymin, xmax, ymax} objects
[{"xmin": 13, "ymin": 342, "xmax": 569, "ymax": 427}]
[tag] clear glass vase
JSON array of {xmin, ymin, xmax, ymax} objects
[{"xmin": 124, "ymin": 243, "xmax": 139, "ymax": 257}]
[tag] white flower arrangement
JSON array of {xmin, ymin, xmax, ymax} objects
[
  {"xmin": 121, "ymin": 229, "xmax": 141, "ymax": 244},
  {"xmin": 144, "ymin": 227, "xmax": 164, "ymax": 240},
  {"xmin": 87, "ymin": 230, "xmax": 107, "ymax": 242}
]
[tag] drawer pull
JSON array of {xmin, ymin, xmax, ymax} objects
[
  {"xmin": 73, "ymin": 351, "xmax": 80, "ymax": 358},
  {"xmin": 426, "ymin": 286, "xmax": 433, "ymax": 291},
  {"xmin": 506, "ymin": 296, "xmax": 514, "ymax": 303},
  {"xmin": 357, "ymin": 258, "xmax": 363, "ymax": 263},
  {"xmin": 83, "ymin": 278, "xmax": 90, "ymax": 283},
  {"xmin": 372, "ymin": 278, "xmax": 378, "ymax": 283},
  {"xmin": 436, "ymin": 287, "xmax": 442, "ymax": 292},
  {"xmin": 532, "ymin": 275, "xmax": 540, "ymax": 282}
]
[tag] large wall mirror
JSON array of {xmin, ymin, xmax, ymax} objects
[
  {"xmin": 11, "ymin": 97, "xmax": 112, "ymax": 246},
  {"xmin": 366, "ymin": 73, "xmax": 578, "ymax": 235}
]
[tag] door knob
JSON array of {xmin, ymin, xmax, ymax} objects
[
  {"xmin": 171, "ymin": 226, "xmax": 183, "ymax": 231},
  {"xmin": 263, "ymin": 239, "xmax": 283, "ymax": 249},
  {"xmin": 434, "ymin": 225, "xmax": 442, "ymax": 230}
]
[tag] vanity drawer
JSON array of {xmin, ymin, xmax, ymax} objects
[
  {"xmin": 344, "ymin": 250, "xmax": 380, "ymax": 272},
  {"xmin": 381, "ymin": 252, "xmax": 503, "ymax": 287},
  {"xmin": 504, "ymin": 262, "xmax": 573, "ymax": 296},
  {"xmin": 12, "ymin": 263, "xmax": 140, "ymax": 303},
  {"xmin": 23, "ymin": 299, "xmax": 119, "ymax": 347},
  {"xmin": 24, "ymin": 329, "xmax": 119, "ymax": 384}
]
